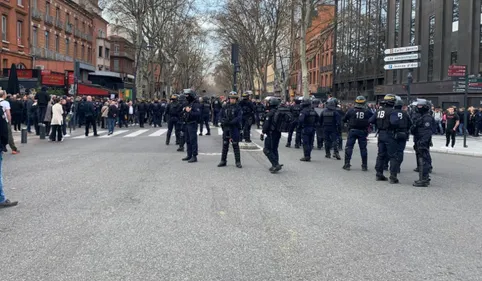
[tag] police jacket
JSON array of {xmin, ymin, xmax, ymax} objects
[
  {"xmin": 299, "ymin": 107, "xmax": 318, "ymax": 128},
  {"xmin": 343, "ymin": 107, "xmax": 373, "ymax": 130},
  {"xmin": 369, "ymin": 107, "xmax": 392, "ymax": 130},
  {"xmin": 412, "ymin": 113, "xmax": 434, "ymax": 145},
  {"xmin": 137, "ymin": 102, "xmax": 147, "ymax": 113},
  {"xmin": 291, "ymin": 104, "xmax": 302, "ymax": 122},
  {"xmin": 212, "ymin": 99, "xmax": 222, "ymax": 111},
  {"xmin": 183, "ymin": 101, "xmax": 201, "ymax": 123},
  {"xmin": 239, "ymin": 99, "xmax": 255, "ymax": 118},
  {"xmin": 320, "ymin": 108, "xmax": 340, "ymax": 129},
  {"xmin": 166, "ymin": 101, "xmax": 182, "ymax": 118},
  {"xmin": 262, "ymin": 109, "xmax": 277, "ymax": 134},
  {"xmin": 201, "ymin": 102, "xmax": 211, "ymax": 117},
  {"xmin": 83, "ymin": 101, "xmax": 95, "ymax": 117},
  {"xmin": 389, "ymin": 108, "xmax": 411, "ymax": 132},
  {"xmin": 256, "ymin": 103, "xmax": 265, "ymax": 114},
  {"xmin": 220, "ymin": 103, "xmax": 242, "ymax": 128}
]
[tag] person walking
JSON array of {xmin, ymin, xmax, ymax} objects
[
  {"xmin": 0, "ymin": 91, "xmax": 19, "ymax": 154},
  {"xmin": 0, "ymin": 103, "xmax": 17, "ymax": 208},
  {"xmin": 107, "ymin": 100, "xmax": 118, "ymax": 135},
  {"xmin": 444, "ymin": 107, "xmax": 459, "ymax": 149},
  {"xmin": 49, "ymin": 97, "xmax": 64, "ymax": 142}
]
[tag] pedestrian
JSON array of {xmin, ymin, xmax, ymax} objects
[
  {"xmin": 49, "ymin": 97, "xmax": 64, "ymax": 142},
  {"xmin": 444, "ymin": 107, "xmax": 459, "ymax": 149},
  {"xmin": 262, "ymin": 97, "xmax": 284, "ymax": 173},
  {"xmin": 107, "ymin": 100, "xmax": 117, "ymax": 135},
  {"xmin": 101, "ymin": 101, "xmax": 109, "ymax": 129},
  {"xmin": 181, "ymin": 90, "xmax": 201, "ymax": 163},
  {"xmin": 0, "ymin": 99, "xmax": 17, "ymax": 208},
  {"xmin": 84, "ymin": 96, "xmax": 99, "ymax": 137},
  {"xmin": 0, "ymin": 91, "xmax": 19, "ymax": 154}
]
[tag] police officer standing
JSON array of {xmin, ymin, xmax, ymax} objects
[
  {"xmin": 165, "ymin": 94, "xmax": 182, "ymax": 146},
  {"xmin": 312, "ymin": 99, "xmax": 324, "ymax": 150},
  {"xmin": 320, "ymin": 99, "xmax": 341, "ymax": 160},
  {"xmin": 181, "ymin": 90, "xmax": 201, "ymax": 163},
  {"xmin": 212, "ymin": 97, "xmax": 222, "ymax": 127},
  {"xmin": 218, "ymin": 92, "xmax": 243, "ymax": 168},
  {"xmin": 199, "ymin": 96, "xmax": 211, "ymax": 136},
  {"xmin": 262, "ymin": 98, "xmax": 283, "ymax": 173},
  {"xmin": 239, "ymin": 92, "xmax": 256, "ymax": 142},
  {"xmin": 391, "ymin": 97, "xmax": 411, "ymax": 175},
  {"xmin": 286, "ymin": 97, "xmax": 302, "ymax": 148},
  {"xmin": 342, "ymin": 96, "xmax": 373, "ymax": 171},
  {"xmin": 411, "ymin": 99, "xmax": 433, "ymax": 187},
  {"xmin": 299, "ymin": 99, "xmax": 319, "ymax": 161}
]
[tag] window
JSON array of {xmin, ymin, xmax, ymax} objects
[
  {"xmin": 393, "ymin": 0, "xmax": 400, "ymax": 84},
  {"xmin": 17, "ymin": 0, "xmax": 23, "ymax": 6},
  {"xmin": 74, "ymin": 18, "xmax": 78, "ymax": 28},
  {"xmin": 32, "ymin": 27, "xmax": 38, "ymax": 47},
  {"xmin": 114, "ymin": 44, "xmax": 119, "ymax": 53},
  {"xmin": 16, "ymin": 21, "xmax": 22, "ymax": 45},
  {"xmin": 45, "ymin": 2, "xmax": 50, "ymax": 16},
  {"xmin": 451, "ymin": 51, "xmax": 458, "ymax": 64},
  {"xmin": 2, "ymin": 59, "xmax": 7, "ymax": 69},
  {"xmin": 66, "ymin": 14, "xmax": 70, "ymax": 24},
  {"xmin": 2, "ymin": 16, "xmax": 7, "ymax": 41},
  {"xmin": 56, "ymin": 7, "xmax": 60, "ymax": 20},
  {"xmin": 55, "ymin": 35, "xmax": 59, "ymax": 52},
  {"xmin": 45, "ymin": 31, "xmax": 49, "ymax": 49},
  {"xmin": 87, "ymin": 47, "xmax": 91, "ymax": 62},
  {"xmin": 98, "ymin": 46, "xmax": 103, "ymax": 57},
  {"xmin": 452, "ymin": 0, "xmax": 459, "ymax": 32},
  {"xmin": 74, "ymin": 43, "xmax": 78, "ymax": 58},
  {"xmin": 32, "ymin": 0, "xmax": 37, "ymax": 9},
  {"xmin": 81, "ymin": 45, "xmax": 85, "ymax": 60},
  {"xmin": 65, "ymin": 38, "xmax": 69, "ymax": 55},
  {"xmin": 105, "ymin": 48, "xmax": 110, "ymax": 58},
  {"xmin": 428, "ymin": 15, "xmax": 435, "ymax": 81},
  {"xmin": 82, "ymin": 22, "xmax": 85, "ymax": 32},
  {"xmin": 113, "ymin": 59, "xmax": 119, "ymax": 71},
  {"xmin": 410, "ymin": 0, "xmax": 416, "ymax": 45}
]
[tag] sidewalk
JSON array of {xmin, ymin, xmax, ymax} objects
[{"xmin": 367, "ymin": 133, "xmax": 482, "ymax": 157}]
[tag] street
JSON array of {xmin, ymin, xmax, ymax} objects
[{"xmin": 1, "ymin": 127, "xmax": 481, "ymax": 280}]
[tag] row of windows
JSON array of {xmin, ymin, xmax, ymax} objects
[
  {"xmin": 1, "ymin": 15, "xmax": 25, "ymax": 45},
  {"xmin": 33, "ymin": 0, "xmax": 93, "ymax": 34},
  {"xmin": 32, "ymin": 26, "xmax": 92, "ymax": 61}
]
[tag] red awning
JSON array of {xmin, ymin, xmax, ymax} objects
[{"xmin": 77, "ymin": 84, "xmax": 109, "ymax": 96}]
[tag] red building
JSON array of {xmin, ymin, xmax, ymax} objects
[{"xmin": 0, "ymin": 0, "xmax": 31, "ymax": 69}]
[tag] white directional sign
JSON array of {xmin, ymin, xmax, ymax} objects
[
  {"xmin": 384, "ymin": 53, "xmax": 421, "ymax": 62},
  {"xmin": 384, "ymin": 45, "xmax": 421, "ymax": 55},
  {"xmin": 383, "ymin": 62, "xmax": 420, "ymax": 70}
]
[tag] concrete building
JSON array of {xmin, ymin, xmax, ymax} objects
[
  {"xmin": 382, "ymin": 0, "xmax": 482, "ymax": 107},
  {"xmin": 0, "ymin": 0, "xmax": 32, "ymax": 69}
]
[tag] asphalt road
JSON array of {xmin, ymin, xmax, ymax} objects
[{"xmin": 1, "ymin": 126, "xmax": 481, "ymax": 280}]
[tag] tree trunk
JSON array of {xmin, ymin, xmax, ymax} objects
[
  {"xmin": 300, "ymin": 0, "xmax": 310, "ymax": 99},
  {"xmin": 135, "ymin": 19, "xmax": 143, "ymax": 99}
]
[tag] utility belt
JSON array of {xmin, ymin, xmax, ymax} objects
[{"xmin": 389, "ymin": 129, "xmax": 409, "ymax": 140}]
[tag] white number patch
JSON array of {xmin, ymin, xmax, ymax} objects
[
  {"xmin": 356, "ymin": 112, "xmax": 365, "ymax": 119},
  {"xmin": 377, "ymin": 110, "xmax": 385, "ymax": 118},
  {"xmin": 397, "ymin": 112, "xmax": 403, "ymax": 119}
]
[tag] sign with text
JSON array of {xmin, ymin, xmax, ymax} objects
[
  {"xmin": 384, "ymin": 45, "xmax": 421, "ymax": 55},
  {"xmin": 384, "ymin": 53, "xmax": 421, "ymax": 62},
  {"xmin": 448, "ymin": 65, "xmax": 467, "ymax": 77},
  {"xmin": 42, "ymin": 72, "xmax": 65, "ymax": 86},
  {"xmin": 384, "ymin": 62, "xmax": 420, "ymax": 70},
  {"xmin": 7, "ymin": 69, "xmax": 33, "ymax": 79}
]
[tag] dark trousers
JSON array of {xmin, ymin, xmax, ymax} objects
[
  {"xmin": 445, "ymin": 129, "xmax": 456, "ymax": 147},
  {"xmin": 287, "ymin": 122, "xmax": 301, "ymax": 146},
  {"xmin": 185, "ymin": 123, "xmax": 198, "ymax": 158},
  {"xmin": 199, "ymin": 115, "xmax": 210, "ymax": 134},
  {"xmin": 242, "ymin": 117, "xmax": 253, "ymax": 141},
  {"xmin": 375, "ymin": 131, "xmax": 398, "ymax": 175},
  {"xmin": 344, "ymin": 129, "xmax": 368, "ymax": 166},
  {"xmin": 221, "ymin": 128, "xmax": 241, "ymax": 162},
  {"xmin": 166, "ymin": 118, "xmax": 179, "ymax": 144},
  {"xmin": 85, "ymin": 115, "xmax": 98, "ymax": 136},
  {"xmin": 415, "ymin": 140, "xmax": 431, "ymax": 180},
  {"xmin": 50, "ymin": 124, "xmax": 63, "ymax": 141},
  {"xmin": 324, "ymin": 129, "xmax": 339, "ymax": 155},
  {"xmin": 263, "ymin": 132, "xmax": 281, "ymax": 166},
  {"xmin": 213, "ymin": 110, "xmax": 220, "ymax": 126},
  {"xmin": 37, "ymin": 106, "xmax": 47, "ymax": 125},
  {"xmin": 315, "ymin": 127, "xmax": 324, "ymax": 148},
  {"xmin": 302, "ymin": 127, "xmax": 315, "ymax": 158},
  {"xmin": 138, "ymin": 112, "xmax": 146, "ymax": 127}
]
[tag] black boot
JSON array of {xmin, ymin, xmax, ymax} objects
[
  {"xmin": 177, "ymin": 147, "xmax": 184, "ymax": 152},
  {"xmin": 217, "ymin": 160, "xmax": 227, "ymax": 167},
  {"xmin": 376, "ymin": 174, "xmax": 388, "ymax": 181},
  {"xmin": 389, "ymin": 174, "xmax": 399, "ymax": 184},
  {"xmin": 188, "ymin": 156, "xmax": 197, "ymax": 163},
  {"xmin": 182, "ymin": 156, "xmax": 191, "ymax": 161},
  {"xmin": 233, "ymin": 143, "xmax": 242, "ymax": 168},
  {"xmin": 286, "ymin": 142, "xmax": 291, "ymax": 147},
  {"xmin": 300, "ymin": 157, "xmax": 311, "ymax": 162},
  {"xmin": 333, "ymin": 152, "xmax": 341, "ymax": 160},
  {"xmin": 413, "ymin": 179, "xmax": 430, "ymax": 187},
  {"xmin": 361, "ymin": 165, "xmax": 368, "ymax": 171},
  {"xmin": 342, "ymin": 163, "xmax": 351, "ymax": 170},
  {"xmin": 270, "ymin": 164, "xmax": 283, "ymax": 173}
]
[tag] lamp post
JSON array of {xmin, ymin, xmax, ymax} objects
[{"xmin": 406, "ymin": 71, "xmax": 413, "ymax": 103}]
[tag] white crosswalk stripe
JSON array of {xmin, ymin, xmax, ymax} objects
[
  {"xmin": 218, "ymin": 127, "xmax": 223, "ymax": 136},
  {"xmin": 99, "ymin": 130, "xmax": 129, "ymax": 138},
  {"xmin": 72, "ymin": 131, "xmax": 107, "ymax": 139},
  {"xmin": 124, "ymin": 129, "xmax": 149, "ymax": 138},
  {"xmin": 148, "ymin": 129, "xmax": 167, "ymax": 137},
  {"xmin": 256, "ymin": 129, "xmax": 289, "ymax": 138}
]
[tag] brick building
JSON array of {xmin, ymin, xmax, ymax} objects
[
  {"xmin": 290, "ymin": 4, "xmax": 335, "ymax": 98},
  {"xmin": 31, "ymin": 0, "xmax": 96, "ymax": 81},
  {"xmin": 94, "ymin": 15, "xmax": 109, "ymax": 71},
  {"xmin": 0, "ymin": 0, "xmax": 31, "ymax": 69},
  {"xmin": 109, "ymin": 35, "xmax": 135, "ymax": 79}
]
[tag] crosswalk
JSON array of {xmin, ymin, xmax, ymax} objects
[{"xmin": 66, "ymin": 127, "xmax": 226, "ymax": 140}]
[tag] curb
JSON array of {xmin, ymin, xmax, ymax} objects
[{"xmin": 367, "ymin": 138, "xmax": 482, "ymax": 157}]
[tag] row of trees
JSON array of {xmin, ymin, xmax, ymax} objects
[
  {"xmin": 213, "ymin": 0, "xmax": 336, "ymax": 99},
  {"xmin": 102, "ymin": 0, "xmax": 213, "ymax": 98}
]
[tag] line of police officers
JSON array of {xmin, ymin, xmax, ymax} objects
[{"xmin": 163, "ymin": 89, "xmax": 434, "ymax": 185}]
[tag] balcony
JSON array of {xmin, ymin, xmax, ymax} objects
[
  {"xmin": 44, "ymin": 14, "xmax": 53, "ymax": 25},
  {"xmin": 65, "ymin": 23, "xmax": 73, "ymax": 34},
  {"xmin": 55, "ymin": 19, "xmax": 63, "ymax": 29},
  {"xmin": 319, "ymin": 64, "xmax": 333, "ymax": 73},
  {"xmin": 31, "ymin": 46, "xmax": 42, "ymax": 57},
  {"xmin": 74, "ymin": 29, "xmax": 81, "ymax": 38},
  {"xmin": 65, "ymin": 56, "xmax": 73, "ymax": 62},
  {"xmin": 112, "ymin": 51, "xmax": 134, "ymax": 60},
  {"xmin": 45, "ymin": 48, "xmax": 56, "ymax": 60},
  {"xmin": 55, "ymin": 53, "xmax": 65, "ymax": 61},
  {"xmin": 32, "ymin": 9, "xmax": 42, "ymax": 21}
]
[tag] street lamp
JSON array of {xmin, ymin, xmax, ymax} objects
[{"xmin": 406, "ymin": 71, "xmax": 413, "ymax": 103}]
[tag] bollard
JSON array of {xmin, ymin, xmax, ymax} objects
[
  {"xmin": 21, "ymin": 128, "xmax": 27, "ymax": 143},
  {"xmin": 39, "ymin": 124, "xmax": 46, "ymax": 139}
]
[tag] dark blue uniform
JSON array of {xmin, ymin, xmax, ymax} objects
[
  {"xmin": 389, "ymin": 108, "xmax": 411, "ymax": 174},
  {"xmin": 412, "ymin": 113, "xmax": 434, "ymax": 184},
  {"xmin": 182, "ymin": 101, "xmax": 201, "ymax": 161},
  {"xmin": 343, "ymin": 107, "xmax": 373, "ymax": 169},
  {"xmin": 212, "ymin": 99, "xmax": 222, "ymax": 126},
  {"xmin": 165, "ymin": 100, "xmax": 183, "ymax": 145},
  {"xmin": 239, "ymin": 99, "xmax": 255, "ymax": 142},
  {"xmin": 199, "ymin": 101, "xmax": 211, "ymax": 135},
  {"xmin": 299, "ymin": 107, "xmax": 319, "ymax": 160},
  {"xmin": 370, "ymin": 107, "xmax": 396, "ymax": 179},
  {"xmin": 262, "ymin": 109, "xmax": 282, "ymax": 171},
  {"xmin": 219, "ymin": 102, "xmax": 243, "ymax": 164},
  {"xmin": 255, "ymin": 102, "xmax": 265, "ymax": 129},
  {"xmin": 287, "ymin": 103, "xmax": 302, "ymax": 147},
  {"xmin": 320, "ymin": 108, "xmax": 341, "ymax": 158}
]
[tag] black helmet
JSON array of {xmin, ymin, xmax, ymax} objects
[
  {"xmin": 241, "ymin": 92, "xmax": 250, "ymax": 99},
  {"xmin": 394, "ymin": 96, "xmax": 404, "ymax": 108},
  {"xmin": 326, "ymin": 99, "xmax": 336, "ymax": 109},
  {"xmin": 268, "ymin": 98, "xmax": 281, "ymax": 108},
  {"xmin": 301, "ymin": 99, "xmax": 311, "ymax": 107},
  {"xmin": 228, "ymin": 91, "xmax": 239, "ymax": 100},
  {"xmin": 355, "ymin": 96, "xmax": 366, "ymax": 108},
  {"xmin": 416, "ymin": 98, "xmax": 430, "ymax": 113},
  {"xmin": 184, "ymin": 89, "xmax": 196, "ymax": 102},
  {"xmin": 312, "ymin": 98, "xmax": 321, "ymax": 107},
  {"xmin": 294, "ymin": 96, "xmax": 303, "ymax": 104},
  {"xmin": 328, "ymin": 97, "xmax": 338, "ymax": 106},
  {"xmin": 202, "ymin": 96, "xmax": 209, "ymax": 102},
  {"xmin": 383, "ymin": 94, "xmax": 397, "ymax": 107}
]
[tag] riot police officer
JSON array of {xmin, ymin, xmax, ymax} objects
[
  {"xmin": 391, "ymin": 97, "xmax": 411, "ymax": 175},
  {"xmin": 312, "ymin": 99, "xmax": 324, "ymax": 150},
  {"xmin": 262, "ymin": 97, "xmax": 283, "ymax": 173},
  {"xmin": 239, "ymin": 92, "xmax": 256, "ymax": 142},
  {"xmin": 199, "ymin": 96, "xmax": 211, "ymax": 136},
  {"xmin": 165, "ymin": 94, "xmax": 182, "ymax": 146},
  {"xmin": 218, "ymin": 92, "xmax": 243, "ymax": 168},
  {"xmin": 286, "ymin": 97, "xmax": 302, "ymax": 148},
  {"xmin": 411, "ymin": 99, "xmax": 433, "ymax": 174},
  {"xmin": 299, "ymin": 99, "xmax": 319, "ymax": 161},
  {"xmin": 181, "ymin": 90, "xmax": 201, "ymax": 163},
  {"xmin": 320, "ymin": 99, "xmax": 341, "ymax": 159},
  {"xmin": 411, "ymin": 99, "xmax": 434, "ymax": 187},
  {"xmin": 255, "ymin": 100, "xmax": 265, "ymax": 129},
  {"xmin": 342, "ymin": 96, "xmax": 373, "ymax": 171},
  {"xmin": 212, "ymin": 97, "xmax": 222, "ymax": 127}
]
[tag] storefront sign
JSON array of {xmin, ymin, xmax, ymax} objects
[
  {"xmin": 7, "ymin": 69, "xmax": 33, "ymax": 79},
  {"xmin": 42, "ymin": 72, "xmax": 65, "ymax": 86}
]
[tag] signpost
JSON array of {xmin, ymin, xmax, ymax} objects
[
  {"xmin": 448, "ymin": 64, "xmax": 468, "ymax": 148},
  {"xmin": 384, "ymin": 45, "xmax": 421, "ymax": 103}
]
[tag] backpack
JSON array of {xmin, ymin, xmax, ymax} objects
[
  {"xmin": 0, "ymin": 104, "xmax": 8, "ymax": 150},
  {"xmin": 273, "ymin": 106, "xmax": 293, "ymax": 133}
]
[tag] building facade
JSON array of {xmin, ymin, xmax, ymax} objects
[
  {"xmin": 109, "ymin": 35, "xmax": 135, "ymax": 80},
  {"xmin": 0, "ymin": 0, "xmax": 32, "ymax": 69},
  {"xmin": 290, "ymin": 4, "xmax": 335, "ymax": 98},
  {"xmin": 333, "ymin": 0, "xmax": 387, "ymax": 102},
  {"xmin": 382, "ymin": 0, "xmax": 482, "ymax": 108},
  {"xmin": 94, "ymin": 16, "xmax": 110, "ymax": 71}
]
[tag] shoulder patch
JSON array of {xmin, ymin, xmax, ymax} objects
[{"xmin": 424, "ymin": 122, "xmax": 431, "ymax": 127}]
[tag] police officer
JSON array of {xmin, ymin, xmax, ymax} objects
[
  {"xmin": 255, "ymin": 100, "xmax": 265, "ymax": 129},
  {"xmin": 320, "ymin": 99, "xmax": 341, "ymax": 160},
  {"xmin": 299, "ymin": 99, "xmax": 319, "ymax": 161},
  {"xmin": 312, "ymin": 99, "xmax": 324, "ymax": 150},
  {"xmin": 181, "ymin": 90, "xmax": 201, "ymax": 163},
  {"xmin": 165, "ymin": 94, "xmax": 182, "ymax": 146},
  {"xmin": 411, "ymin": 99, "xmax": 433, "ymax": 174},
  {"xmin": 151, "ymin": 99, "xmax": 162, "ymax": 127},
  {"xmin": 411, "ymin": 99, "xmax": 433, "ymax": 187},
  {"xmin": 342, "ymin": 96, "xmax": 373, "ymax": 171},
  {"xmin": 391, "ymin": 97, "xmax": 411, "ymax": 175},
  {"xmin": 239, "ymin": 92, "xmax": 256, "ymax": 142},
  {"xmin": 199, "ymin": 96, "xmax": 211, "ymax": 136},
  {"xmin": 212, "ymin": 97, "xmax": 222, "ymax": 127},
  {"xmin": 218, "ymin": 92, "xmax": 243, "ymax": 168},
  {"xmin": 286, "ymin": 97, "xmax": 302, "ymax": 148},
  {"xmin": 262, "ymin": 97, "xmax": 283, "ymax": 173},
  {"xmin": 177, "ymin": 94, "xmax": 188, "ymax": 151}
]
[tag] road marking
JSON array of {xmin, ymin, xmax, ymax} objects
[
  {"xmin": 99, "ymin": 130, "xmax": 128, "ymax": 138},
  {"xmin": 218, "ymin": 127, "xmax": 223, "ymax": 136},
  {"xmin": 198, "ymin": 152, "xmax": 222, "ymax": 156},
  {"xmin": 148, "ymin": 128, "xmax": 167, "ymax": 137},
  {"xmin": 72, "ymin": 131, "xmax": 107, "ymax": 139},
  {"xmin": 256, "ymin": 129, "xmax": 288, "ymax": 138},
  {"xmin": 198, "ymin": 128, "xmax": 210, "ymax": 135},
  {"xmin": 124, "ymin": 129, "xmax": 149, "ymax": 138}
]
